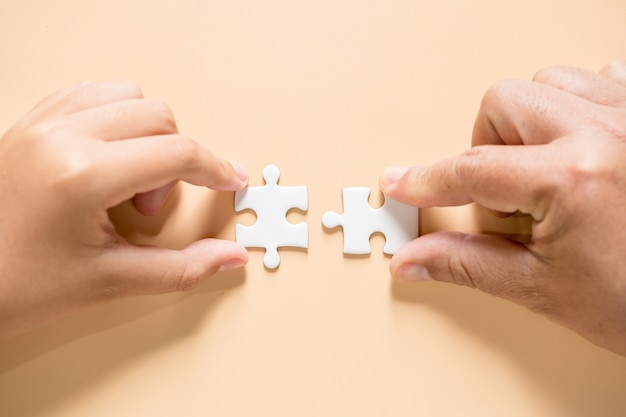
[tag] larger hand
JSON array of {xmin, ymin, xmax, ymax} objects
[{"xmin": 381, "ymin": 62, "xmax": 626, "ymax": 356}]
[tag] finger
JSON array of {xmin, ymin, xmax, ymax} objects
[
  {"xmin": 31, "ymin": 80, "xmax": 144, "ymax": 121},
  {"xmin": 599, "ymin": 60, "xmax": 626, "ymax": 88},
  {"xmin": 64, "ymin": 98, "xmax": 179, "ymax": 141},
  {"xmin": 98, "ymin": 239, "xmax": 248, "ymax": 296},
  {"xmin": 390, "ymin": 232, "xmax": 552, "ymax": 315},
  {"xmin": 132, "ymin": 181, "xmax": 178, "ymax": 216},
  {"xmin": 380, "ymin": 144, "xmax": 555, "ymax": 219},
  {"xmin": 12, "ymin": 81, "xmax": 93, "ymax": 130},
  {"xmin": 533, "ymin": 66, "xmax": 626, "ymax": 107},
  {"xmin": 472, "ymin": 79, "xmax": 601, "ymax": 147},
  {"xmin": 101, "ymin": 134, "xmax": 248, "ymax": 206}
]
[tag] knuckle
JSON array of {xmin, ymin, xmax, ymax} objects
[
  {"xmin": 447, "ymin": 254, "xmax": 478, "ymax": 289},
  {"xmin": 96, "ymin": 268, "xmax": 131, "ymax": 301},
  {"xmin": 487, "ymin": 79, "xmax": 546, "ymax": 111},
  {"xmin": 45, "ymin": 143, "xmax": 100, "ymax": 191},
  {"xmin": 452, "ymin": 146, "xmax": 486, "ymax": 181},
  {"xmin": 115, "ymin": 79, "xmax": 144, "ymax": 99},
  {"xmin": 601, "ymin": 60, "xmax": 626, "ymax": 79},
  {"xmin": 145, "ymin": 98, "xmax": 177, "ymax": 132},
  {"xmin": 446, "ymin": 235, "xmax": 481, "ymax": 289},
  {"xmin": 482, "ymin": 79, "xmax": 523, "ymax": 110},
  {"xmin": 24, "ymin": 118, "xmax": 62, "ymax": 143},
  {"xmin": 99, "ymin": 282, "xmax": 127, "ymax": 301},
  {"xmin": 171, "ymin": 135, "xmax": 201, "ymax": 168},
  {"xmin": 13, "ymin": 117, "xmax": 99, "ymax": 192},
  {"xmin": 174, "ymin": 262, "xmax": 205, "ymax": 292},
  {"xmin": 559, "ymin": 144, "xmax": 616, "ymax": 189},
  {"xmin": 53, "ymin": 151, "xmax": 97, "ymax": 190},
  {"xmin": 532, "ymin": 66, "xmax": 562, "ymax": 84}
]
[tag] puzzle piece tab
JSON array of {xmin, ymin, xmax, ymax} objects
[
  {"xmin": 235, "ymin": 165, "xmax": 308, "ymax": 269},
  {"xmin": 322, "ymin": 187, "xmax": 419, "ymax": 255}
]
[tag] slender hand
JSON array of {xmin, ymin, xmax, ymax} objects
[{"xmin": 0, "ymin": 81, "xmax": 249, "ymax": 338}]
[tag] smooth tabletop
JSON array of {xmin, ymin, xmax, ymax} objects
[{"xmin": 1, "ymin": 1, "xmax": 625, "ymax": 416}]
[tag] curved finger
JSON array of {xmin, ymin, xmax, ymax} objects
[
  {"xmin": 97, "ymin": 239, "xmax": 248, "ymax": 296},
  {"xmin": 599, "ymin": 60, "xmax": 626, "ymax": 88},
  {"xmin": 12, "ymin": 81, "xmax": 93, "ymax": 130},
  {"xmin": 381, "ymin": 144, "xmax": 556, "ymax": 220},
  {"xmin": 533, "ymin": 65, "xmax": 626, "ymax": 107},
  {"xmin": 132, "ymin": 181, "xmax": 178, "ymax": 216},
  {"xmin": 101, "ymin": 134, "xmax": 248, "ymax": 206},
  {"xmin": 390, "ymin": 232, "xmax": 554, "ymax": 315},
  {"xmin": 45, "ymin": 80, "xmax": 143, "ymax": 116},
  {"xmin": 65, "ymin": 98, "xmax": 179, "ymax": 141},
  {"xmin": 472, "ymin": 79, "xmax": 601, "ymax": 147}
]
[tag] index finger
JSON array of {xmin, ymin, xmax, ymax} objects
[
  {"xmin": 381, "ymin": 144, "xmax": 557, "ymax": 221},
  {"xmin": 97, "ymin": 134, "xmax": 248, "ymax": 207}
]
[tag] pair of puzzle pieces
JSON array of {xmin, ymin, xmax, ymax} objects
[{"xmin": 234, "ymin": 165, "xmax": 419, "ymax": 269}]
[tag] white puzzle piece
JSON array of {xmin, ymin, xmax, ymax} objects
[
  {"xmin": 235, "ymin": 164, "xmax": 308, "ymax": 269},
  {"xmin": 322, "ymin": 187, "xmax": 419, "ymax": 255}
]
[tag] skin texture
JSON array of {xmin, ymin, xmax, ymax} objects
[
  {"xmin": 381, "ymin": 61, "xmax": 626, "ymax": 356},
  {"xmin": 0, "ymin": 81, "xmax": 249, "ymax": 338}
]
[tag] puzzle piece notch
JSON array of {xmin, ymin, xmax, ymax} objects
[
  {"xmin": 235, "ymin": 164, "xmax": 308, "ymax": 269},
  {"xmin": 322, "ymin": 187, "xmax": 419, "ymax": 255}
]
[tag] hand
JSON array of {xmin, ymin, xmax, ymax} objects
[
  {"xmin": 381, "ymin": 61, "xmax": 626, "ymax": 356},
  {"xmin": 0, "ymin": 81, "xmax": 249, "ymax": 338}
]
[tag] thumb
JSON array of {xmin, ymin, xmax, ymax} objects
[
  {"xmin": 391, "ymin": 232, "xmax": 549, "ymax": 313},
  {"xmin": 100, "ymin": 238, "xmax": 248, "ymax": 296}
]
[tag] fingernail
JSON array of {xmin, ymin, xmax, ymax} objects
[
  {"xmin": 394, "ymin": 263, "xmax": 432, "ymax": 282},
  {"xmin": 218, "ymin": 258, "xmax": 247, "ymax": 273},
  {"xmin": 381, "ymin": 167, "xmax": 409, "ymax": 187},
  {"xmin": 230, "ymin": 162, "xmax": 249, "ymax": 184}
]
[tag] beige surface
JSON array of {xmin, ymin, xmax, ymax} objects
[{"xmin": 1, "ymin": 1, "xmax": 625, "ymax": 416}]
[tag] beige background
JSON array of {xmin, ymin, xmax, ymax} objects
[{"xmin": 1, "ymin": 1, "xmax": 625, "ymax": 416}]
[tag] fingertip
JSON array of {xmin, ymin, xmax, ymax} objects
[
  {"xmin": 380, "ymin": 165, "xmax": 430, "ymax": 207},
  {"xmin": 225, "ymin": 242, "xmax": 250, "ymax": 264},
  {"xmin": 388, "ymin": 232, "xmax": 464, "ymax": 284},
  {"xmin": 215, "ymin": 243, "xmax": 249, "ymax": 273},
  {"xmin": 208, "ymin": 158, "xmax": 248, "ymax": 191},
  {"xmin": 230, "ymin": 161, "xmax": 249, "ymax": 187},
  {"xmin": 218, "ymin": 256, "xmax": 248, "ymax": 273},
  {"xmin": 380, "ymin": 166, "xmax": 409, "ymax": 188},
  {"xmin": 392, "ymin": 262, "xmax": 433, "ymax": 283},
  {"xmin": 176, "ymin": 239, "xmax": 249, "ymax": 288},
  {"xmin": 389, "ymin": 238, "xmax": 425, "ymax": 282},
  {"xmin": 380, "ymin": 166, "xmax": 414, "ymax": 204}
]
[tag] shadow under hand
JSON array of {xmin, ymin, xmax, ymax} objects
[
  {"xmin": 194, "ymin": 187, "xmax": 238, "ymax": 241},
  {"xmin": 391, "ymin": 204, "xmax": 625, "ymax": 417},
  {"xmin": 0, "ymin": 267, "xmax": 246, "ymax": 417},
  {"xmin": 0, "ymin": 187, "xmax": 248, "ymax": 416},
  {"xmin": 108, "ymin": 183, "xmax": 183, "ymax": 239},
  {"xmin": 0, "ymin": 267, "xmax": 246, "ymax": 373}
]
